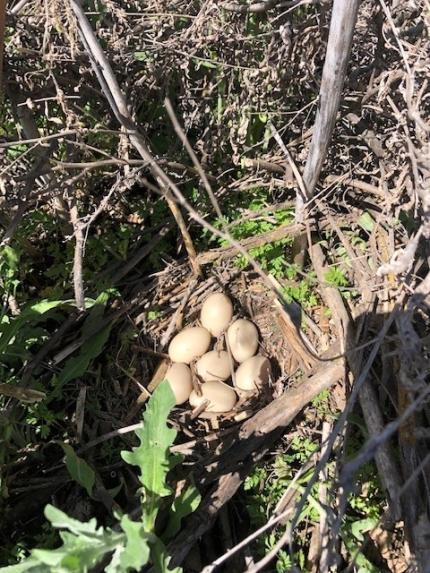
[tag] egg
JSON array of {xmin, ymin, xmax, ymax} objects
[
  {"xmin": 200, "ymin": 292, "xmax": 233, "ymax": 337},
  {"xmin": 195, "ymin": 350, "xmax": 231, "ymax": 382},
  {"xmin": 235, "ymin": 355, "xmax": 271, "ymax": 391},
  {"xmin": 168, "ymin": 327, "xmax": 211, "ymax": 364},
  {"xmin": 189, "ymin": 381, "xmax": 237, "ymax": 413},
  {"xmin": 227, "ymin": 319, "xmax": 259, "ymax": 363},
  {"xmin": 165, "ymin": 363, "xmax": 193, "ymax": 405}
]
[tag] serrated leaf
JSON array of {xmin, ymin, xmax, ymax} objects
[
  {"xmin": 121, "ymin": 380, "xmax": 177, "ymax": 530},
  {"xmin": 121, "ymin": 380, "xmax": 177, "ymax": 497},
  {"xmin": 31, "ymin": 547, "xmax": 66, "ymax": 567},
  {"xmin": 60, "ymin": 443, "xmax": 95, "ymax": 497},
  {"xmin": 162, "ymin": 483, "xmax": 201, "ymax": 540},
  {"xmin": 32, "ymin": 531, "xmax": 120, "ymax": 572},
  {"xmin": 44, "ymin": 505, "xmax": 102, "ymax": 536},
  {"xmin": 118, "ymin": 515, "xmax": 151, "ymax": 570},
  {"xmin": 42, "ymin": 506, "xmax": 123, "ymax": 570},
  {"xmin": 0, "ymin": 506, "xmax": 125, "ymax": 573}
]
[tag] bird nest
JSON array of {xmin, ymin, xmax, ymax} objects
[{"xmin": 125, "ymin": 260, "xmax": 323, "ymax": 437}]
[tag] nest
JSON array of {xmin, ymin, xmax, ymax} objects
[{"xmin": 124, "ymin": 261, "xmax": 324, "ymax": 441}]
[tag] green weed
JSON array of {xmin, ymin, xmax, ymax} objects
[
  {"xmin": 244, "ymin": 429, "xmax": 386, "ymax": 572},
  {"xmin": 0, "ymin": 381, "xmax": 200, "ymax": 573}
]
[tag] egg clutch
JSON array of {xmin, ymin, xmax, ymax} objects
[{"xmin": 164, "ymin": 292, "xmax": 271, "ymax": 416}]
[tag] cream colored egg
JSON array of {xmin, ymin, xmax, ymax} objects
[
  {"xmin": 227, "ymin": 319, "xmax": 259, "ymax": 363},
  {"xmin": 165, "ymin": 363, "xmax": 193, "ymax": 405},
  {"xmin": 200, "ymin": 292, "xmax": 233, "ymax": 336},
  {"xmin": 196, "ymin": 350, "xmax": 231, "ymax": 382},
  {"xmin": 189, "ymin": 381, "xmax": 237, "ymax": 413},
  {"xmin": 235, "ymin": 355, "xmax": 271, "ymax": 391},
  {"xmin": 168, "ymin": 327, "xmax": 211, "ymax": 364}
]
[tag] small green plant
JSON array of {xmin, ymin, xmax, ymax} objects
[
  {"xmin": 311, "ymin": 389, "xmax": 331, "ymax": 417},
  {"xmin": 244, "ymin": 436, "xmax": 321, "ymax": 570},
  {"xmin": 324, "ymin": 266, "xmax": 358, "ymax": 300},
  {"xmin": 324, "ymin": 266, "xmax": 349, "ymax": 288},
  {"xmin": 244, "ymin": 430, "xmax": 386, "ymax": 572},
  {"xmin": 282, "ymin": 278, "xmax": 318, "ymax": 309},
  {"xmin": 203, "ymin": 192, "xmax": 297, "ymax": 278},
  {"xmin": 0, "ymin": 246, "xmax": 20, "ymax": 307},
  {"xmin": 0, "ymin": 381, "xmax": 200, "ymax": 573},
  {"xmin": 147, "ymin": 309, "xmax": 162, "ymax": 321}
]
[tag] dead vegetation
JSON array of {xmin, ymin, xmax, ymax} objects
[{"xmin": 1, "ymin": 0, "xmax": 430, "ymax": 571}]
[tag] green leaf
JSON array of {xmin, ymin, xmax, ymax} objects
[
  {"xmin": 0, "ymin": 245, "xmax": 19, "ymax": 279},
  {"xmin": 60, "ymin": 443, "xmax": 95, "ymax": 497},
  {"xmin": 343, "ymin": 535, "xmax": 380, "ymax": 573},
  {"xmin": 121, "ymin": 380, "xmax": 177, "ymax": 496},
  {"xmin": 193, "ymin": 56, "xmax": 218, "ymax": 69},
  {"xmin": 53, "ymin": 323, "xmax": 112, "ymax": 396},
  {"xmin": 357, "ymin": 212, "xmax": 374, "ymax": 232},
  {"xmin": 0, "ymin": 300, "xmax": 67, "ymax": 355},
  {"xmin": 0, "ymin": 506, "xmax": 125, "ymax": 573},
  {"xmin": 41, "ymin": 506, "xmax": 124, "ymax": 570},
  {"xmin": 350, "ymin": 517, "xmax": 378, "ymax": 541},
  {"xmin": 150, "ymin": 538, "xmax": 182, "ymax": 573},
  {"xmin": 0, "ymin": 560, "xmax": 47, "ymax": 572},
  {"xmin": 134, "ymin": 51, "xmax": 152, "ymax": 62},
  {"xmin": 121, "ymin": 380, "xmax": 177, "ymax": 529},
  {"xmin": 44, "ymin": 504, "xmax": 104, "ymax": 536},
  {"xmin": 0, "ymin": 382, "xmax": 190, "ymax": 573},
  {"xmin": 81, "ymin": 291, "xmax": 112, "ymax": 338},
  {"xmin": 324, "ymin": 267, "xmax": 349, "ymax": 288},
  {"xmin": 162, "ymin": 483, "xmax": 201, "ymax": 540},
  {"xmin": 32, "ymin": 530, "xmax": 120, "ymax": 572},
  {"xmin": 117, "ymin": 515, "xmax": 151, "ymax": 571}
]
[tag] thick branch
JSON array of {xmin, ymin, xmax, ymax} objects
[{"xmin": 302, "ymin": 0, "xmax": 360, "ymax": 198}]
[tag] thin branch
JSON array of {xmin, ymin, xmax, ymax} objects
[
  {"xmin": 268, "ymin": 121, "xmax": 307, "ymax": 222},
  {"xmin": 164, "ymin": 98, "xmax": 223, "ymax": 220},
  {"xmin": 288, "ymin": 311, "xmax": 396, "ymax": 550},
  {"xmin": 69, "ymin": 0, "xmax": 202, "ymax": 276},
  {"xmin": 222, "ymin": 0, "xmax": 314, "ymax": 13},
  {"xmin": 0, "ymin": 0, "xmax": 6, "ymax": 98},
  {"xmin": 9, "ymin": 0, "xmax": 32, "ymax": 15},
  {"xmin": 0, "ymin": 129, "xmax": 121, "ymax": 148},
  {"xmin": 318, "ymin": 421, "xmax": 332, "ymax": 571},
  {"xmin": 244, "ymin": 525, "xmax": 291, "ymax": 573},
  {"xmin": 69, "ymin": 202, "xmax": 86, "ymax": 311}
]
